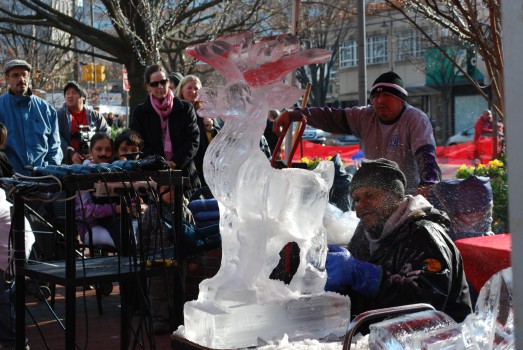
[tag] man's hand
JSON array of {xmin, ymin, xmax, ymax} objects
[
  {"xmin": 325, "ymin": 244, "xmax": 382, "ymax": 296},
  {"xmin": 272, "ymin": 110, "xmax": 305, "ymax": 137},
  {"xmin": 325, "ymin": 245, "xmax": 354, "ymax": 293},
  {"xmin": 71, "ymin": 152, "xmax": 91, "ymax": 164}
]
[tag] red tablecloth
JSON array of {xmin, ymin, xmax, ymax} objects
[{"xmin": 454, "ymin": 234, "xmax": 511, "ymax": 292}]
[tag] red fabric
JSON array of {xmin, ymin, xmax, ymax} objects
[
  {"xmin": 435, "ymin": 138, "xmax": 500, "ymax": 165},
  {"xmin": 287, "ymin": 140, "xmax": 498, "ymax": 166},
  {"xmin": 70, "ymin": 109, "xmax": 87, "ymax": 152},
  {"xmin": 454, "ymin": 234, "xmax": 511, "ymax": 292},
  {"xmin": 286, "ymin": 141, "xmax": 361, "ymax": 164}
]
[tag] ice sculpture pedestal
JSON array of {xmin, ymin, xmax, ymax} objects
[{"xmin": 183, "ymin": 293, "xmax": 350, "ymax": 349}]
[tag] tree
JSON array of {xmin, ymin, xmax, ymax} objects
[
  {"xmin": 0, "ymin": 1, "xmax": 75, "ymax": 92},
  {"xmin": 0, "ymin": 0, "xmax": 267, "ymax": 117},
  {"xmin": 292, "ymin": 1, "xmax": 357, "ymax": 106},
  {"xmin": 384, "ymin": 0, "xmax": 503, "ymax": 122}
]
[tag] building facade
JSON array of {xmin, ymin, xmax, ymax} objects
[{"xmin": 329, "ymin": 8, "xmax": 489, "ymax": 145}]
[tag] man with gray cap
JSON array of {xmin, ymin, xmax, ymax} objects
[
  {"xmin": 57, "ymin": 81, "xmax": 109, "ymax": 164},
  {"xmin": 325, "ymin": 158, "xmax": 472, "ymax": 323},
  {"xmin": 0, "ymin": 59, "xmax": 62, "ymax": 174},
  {"xmin": 273, "ymin": 71, "xmax": 440, "ymax": 197}
]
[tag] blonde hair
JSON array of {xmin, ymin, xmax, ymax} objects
[{"xmin": 175, "ymin": 75, "xmax": 203, "ymax": 109}]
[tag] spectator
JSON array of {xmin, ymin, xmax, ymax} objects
[
  {"xmin": 75, "ymin": 133, "xmax": 119, "ymax": 249},
  {"xmin": 74, "ymin": 133, "xmax": 144, "ymax": 251},
  {"xmin": 168, "ymin": 72, "xmax": 184, "ymax": 92},
  {"xmin": 325, "ymin": 158, "xmax": 472, "ymax": 322},
  {"xmin": 0, "ymin": 123, "xmax": 34, "ymax": 349},
  {"xmin": 0, "ymin": 59, "xmax": 62, "ymax": 174},
  {"xmin": 105, "ymin": 112, "xmax": 115, "ymax": 127},
  {"xmin": 176, "ymin": 75, "xmax": 220, "ymax": 187},
  {"xmin": 113, "ymin": 129, "xmax": 144, "ymax": 161},
  {"xmin": 274, "ymin": 71, "xmax": 441, "ymax": 197},
  {"xmin": 131, "ymin": 65, "xmax": 201, "ymax": 198},
  {"xmin": 474, "ymin": 109, "xmax": 503, "ymax": 159},
  {"xmin": 57, "ymin": 81, "xmax": 109, "ymax": 164},
  {"xmin": 113, "ymin": 114, "xmax": 124, "ymax": 128},
  {"xmin": 264, "ymin": 109, "xmax": 280, "ymax": 155},
  {"xmin": 202, "ymin": 118, "xmax": 219, "ymax": 142}
]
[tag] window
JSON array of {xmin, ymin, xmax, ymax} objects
[
  {"xmin": 329, "ymin": 68, "xmax": 337, "ymax": 81},
  {"xmin": 339, "ymin": 40, "xmax": 357, "ymax": 68},
  {"xmin": 396, "ymin": 30, "xmax": 426, "ymax": 61},
  {"xmin": 366, "ymin": 35, "xmax": 388, "ymax": 64}
]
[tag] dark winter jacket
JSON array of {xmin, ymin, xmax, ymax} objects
[
  {"xmin": 57, "ymin": 104, "xmax": 109, "ymax": 164},
  {"xmin": 348, "ymin": 195, "xmax": 472, "ymax": 323},
  {"xmin": 131, "ymin": 95, "xmax": 201, "ymax": 197}
]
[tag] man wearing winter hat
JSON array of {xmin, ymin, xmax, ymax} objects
[
  {"xmin": 57, "ymin": 81, "xmax": 109, "ymax": 164},
  {"xmin": 325, "ymin": 158, "xmax": 472, "ymax": 322},
  {"xmin": 168, "ymin": 71, "xmax": 184, "ymax": 92},
  {"xmin": 0, "ymin": 59, "xmax": 62, "ymax": 174},
  {"xmin": 274, "ymin": 71, "xmax": 440, "ymax": 197}
]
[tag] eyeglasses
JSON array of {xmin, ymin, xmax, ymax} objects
[{"xmin": 149, "ymin": 79, "xmax": 168, "ymax": 87}]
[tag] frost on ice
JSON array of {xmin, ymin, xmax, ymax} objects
[{"xmin": 182, "ymin": 32, "xmax": 351, "ymax": 349}]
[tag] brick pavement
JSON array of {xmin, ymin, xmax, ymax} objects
[{"xmin": 22, "ymin": 248, "xmax": 222, "ymax": 350}]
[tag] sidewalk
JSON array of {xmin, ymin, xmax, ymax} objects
[{"xmin": 25, "ymin": 284, "xmax": 173, "ymax": 350}]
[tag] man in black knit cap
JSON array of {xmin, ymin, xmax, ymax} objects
[
  {"xmin": 274, "ymin": 71, "xmax": 441, "ymax": 197},
  {"xmin": 325, "ymin": 158, "xmax": 472, "ymax": 322}
]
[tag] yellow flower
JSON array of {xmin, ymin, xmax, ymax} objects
[{"xmin": 489, "ymin": 159, "xmax": 504, "ymax": 169}]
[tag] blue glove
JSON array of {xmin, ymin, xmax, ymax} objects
[{"xmin": 325, "ymin": 244, "xmax": 382, "ymax": 296}]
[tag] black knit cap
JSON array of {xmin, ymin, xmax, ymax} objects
[
  {"xmin": 63, "ymin": 81, "xmax": 87, "ymax": 99},
  {"xmin": 370, "ymin": 71, "xmax": 408, "ymax": 101},
  {"xmin": 169, "ymin": 72, "xmax": 184, "ymax": 87},
  {"xmin": 350, "ymin": 158, "xmax": 407, "ymax": 197}
]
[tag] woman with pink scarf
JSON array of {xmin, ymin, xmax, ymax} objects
[{"xmin": 131, "ymin": 65, "xmax": 201, "ymax": 197}]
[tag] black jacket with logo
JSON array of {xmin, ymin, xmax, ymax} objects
[{"xmin": 348, "ymin": 196, "xmax": 472, "ymax": 323}]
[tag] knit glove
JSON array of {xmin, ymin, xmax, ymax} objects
[{"xmin": 325, "ymin": 244, "xmax": 382, "ymax": 296}]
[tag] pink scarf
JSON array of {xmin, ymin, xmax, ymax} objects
[{"xmin": 150, "ymin": 90, "xmax": 174, "ymax": 160}]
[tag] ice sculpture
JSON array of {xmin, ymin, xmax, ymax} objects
[
  {"xmin": 368, "ymin": 267, "xmax": 514, "ymax": 349},
  {"xmin": 182, "ymin": 32, "xmax": 351, "ymax": 348}
]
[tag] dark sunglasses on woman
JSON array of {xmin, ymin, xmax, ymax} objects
[{"xmin": 149, "ymin": 79, "xmax": 168, "ymax": 87}]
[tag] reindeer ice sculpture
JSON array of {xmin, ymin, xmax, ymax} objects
[{"xmin": 183, "ymin": 32, "xmax": 350, "ymax": 349}]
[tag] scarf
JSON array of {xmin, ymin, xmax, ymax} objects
[{"xmin": 150, "ymin": 90, "xmax": 174, "ymax": 160}]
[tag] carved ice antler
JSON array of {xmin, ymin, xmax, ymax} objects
[{"xmin": 186, "ymin": 31, "xmax": 331, "ymax": 86}]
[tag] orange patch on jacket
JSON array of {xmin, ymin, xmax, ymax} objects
[{"xmin": 423, "ymin": 258, "xmax": 442, "ymax": 272}]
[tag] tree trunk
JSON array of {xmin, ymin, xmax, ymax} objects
[{"xmin": 124, "ymin": 59, "xmax": 147, "ymax": 125}]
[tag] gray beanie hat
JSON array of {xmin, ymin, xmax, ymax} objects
[
  {"xmin": 350, "ymin": 158, "xmax": 406, "ymax": 197},
  {"xmin": 169, "ymin": 72, "xmax": 184, "ymax": 86}
]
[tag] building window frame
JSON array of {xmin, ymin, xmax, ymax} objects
[{"xmin": 339, "ymin": 40, "xmax": 358, "ymax": 68}]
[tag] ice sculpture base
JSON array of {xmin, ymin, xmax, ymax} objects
[{"xmin": 183, "ymin": 293, "xmax": 350, "ymax": 349}]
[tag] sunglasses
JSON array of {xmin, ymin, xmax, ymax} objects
[{"xmin": 149, "ymin": 79, "xmax": 168, "ymax": 87}]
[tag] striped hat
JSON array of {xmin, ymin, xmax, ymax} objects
[{"xmin": 370, "ymin": 71, "xmax": 408, "ymax": 101}]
